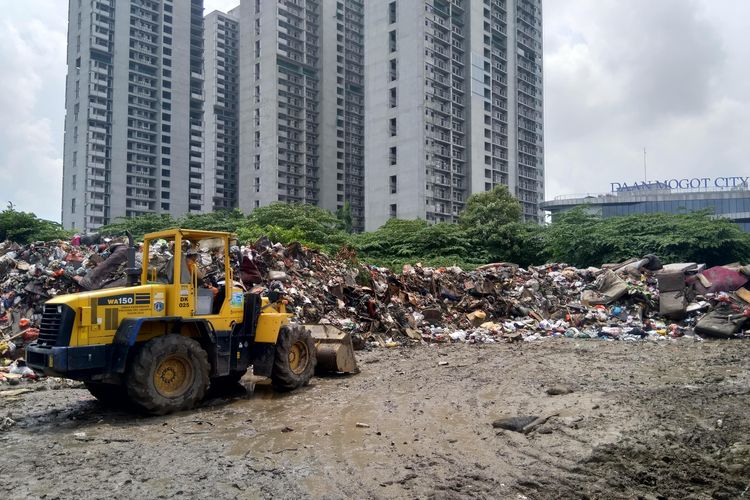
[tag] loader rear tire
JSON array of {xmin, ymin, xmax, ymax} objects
[
  {"xmin": 84, "ymin": 381, "xmax": 129, "ymax": 408},
  {"xmin": 126, "ymin": 335, "xmax": 210, "ymax": 415},
  {"xmin": 271, "ymin": 324, "xmax": 316, "ymax": 392}
]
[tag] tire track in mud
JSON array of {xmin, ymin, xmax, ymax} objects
[{"xmin": 2, "ymin": 340, "xmax": 750, "ymax": 499}]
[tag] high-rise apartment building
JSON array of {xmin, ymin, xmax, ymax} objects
[
  {"xmin": 364, "ymin": 0, "xmax": 544, "ymax": 230},
  {"xmin": 61, "ymin": 0, "xmax": 205, "ymax": 232},
  {"xmin": 204, "ymin": 7, "xmax": 240, "ymax": 210},
  {"xmin": 319, "ymin": 0, "xmax": 365, "ymax": 230},
  {"xmin": 238, "ymin": 0, "xmax": 366, "ymax": 231},
  {"xmin": 61, "ymin": 0, "xmax": 543, "ymax": 232}
]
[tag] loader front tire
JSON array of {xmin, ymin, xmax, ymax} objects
[
  {"xmin": 271, "ymin": 324, "xmax": 316, "ymax": 392},
  {"xmin": 126, "ymin": 335, "xmax": 210, "ymax": 415}
]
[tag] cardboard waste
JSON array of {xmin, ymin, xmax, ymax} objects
[{"xmin": 2, "ymin": 234, "xmax": 750, "ymax": 388}]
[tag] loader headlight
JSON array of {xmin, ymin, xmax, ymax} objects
[{"xmin": 57, "ymin": 305, "xmax": 63, "ymax": 314}]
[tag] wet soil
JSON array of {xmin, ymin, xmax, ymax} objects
[{"xmin": 2, "ymin": 339, "xmax": 749, "ymax": 499}]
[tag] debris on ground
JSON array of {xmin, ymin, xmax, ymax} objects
[{"xmin": 545, "ymin": 385, "xmax": 574, "ymax": 396}]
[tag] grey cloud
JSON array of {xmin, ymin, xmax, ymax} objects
[
  {"xmin": 599, "ymin": 0, "xmax": 725, "ymax": 122},
  {"xmin": 544, "ymin": 0, "xmax": 749, "ymax": 199}
]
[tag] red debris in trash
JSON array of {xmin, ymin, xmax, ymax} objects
[{"xmin": 22, "ymin": 328, "xmax": 39, "ymax": 342}]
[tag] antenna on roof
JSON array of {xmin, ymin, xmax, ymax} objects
[{"xmin": 643, "ymin": 147, "xmax": 647, "ymax": 182}]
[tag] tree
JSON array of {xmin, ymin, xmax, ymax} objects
[
  {"xmin": 179, "ymin": 209, "xmax": 248, "ymax": 233},
  {"xmin": 493, "ymin": 222, "xmax": 551, "ymax": 267},
  {"xmin": 244, "ymin": 202, "xmax": 349, "ymax": 250},
  {"xmin": 351, "ymin": 218, "xmax": 481, "ymax": 268},
  {"xmin": 544, "ymin": 207, "xmax": 604, "ymax": 267},
  {"xmin": 99, "ymin": 213, "xmax": 176, "ymax": 239},
  {"xmin": 458, "ymin": 185, "xmax": 522, "ymax": 232},
  {"xmin": 336, "ymin": 202, "xmax": 354, "ymax": 234},
  {"xmin": 0, "ymin": 205, "xmax": 70, "ymax": 244},
  {"xmin": 456, "ymin": 186, "xmax": 550, "ymax": 266}
]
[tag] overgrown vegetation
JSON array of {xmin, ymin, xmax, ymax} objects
[
  {"xmin": 0, "ymin": 204, "xmax": 70, "ymax": 244},
  {"xmin": 6, "ymin": 188, "xmax": 749, "ymax": 269},
  {"xmin": 546, "ymin": 207, "xmax": 750, "ymax": 267}
]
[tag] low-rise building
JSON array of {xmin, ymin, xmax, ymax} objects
[{"xmin": 542, "ymin": 176, "xmax": 750, "ymax": 231}]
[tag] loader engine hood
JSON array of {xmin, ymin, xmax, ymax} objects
[{"xmin": 40, "ymin": 285, "xmax": 164, "ymax": 348}]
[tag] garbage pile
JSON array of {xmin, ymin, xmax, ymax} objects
[
  {"xmin": 0, "ymin": 238, "xmax": 133, "ymax": 370},
  {"xmin": 2, "ymin": 235, "xmax": 750, "ymax": 382},
  {"xmin": 251, "ymin": 243, "xmax": 750, "ymax": 347}
]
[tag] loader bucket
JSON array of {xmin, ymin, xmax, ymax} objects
[{"xmin": 307, "ymin": 324, "xmax": 359, "ymax": 374}]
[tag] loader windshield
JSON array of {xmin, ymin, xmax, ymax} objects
[
  {"xmin": 146, "ymin": 237, "xmax": 176, "ymax": 284},
  {"xmin": 182, "ymin": 237, "xmax": 228, "ymax": 315}
]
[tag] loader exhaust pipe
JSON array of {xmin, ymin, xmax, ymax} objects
[{"xmin": 125, "ymin": 231, "xmax": 140, "ymax": 287}]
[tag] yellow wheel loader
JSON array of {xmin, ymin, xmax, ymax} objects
[{"xmin": 25, "ymin": 229, "xmax": 357, "ymax": 415}]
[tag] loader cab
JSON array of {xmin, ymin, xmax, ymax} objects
[{"xmin": 141, "ymin": 229, "xmax": 244, "ymax": 328}]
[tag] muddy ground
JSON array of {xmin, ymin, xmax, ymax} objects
[{"xmin": 1, "ymin": 339, "xmax": 749, "ymax": 499}]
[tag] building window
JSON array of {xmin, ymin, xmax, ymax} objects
[
  {"xmin": 389, "ymin": 1, "xmax": 397, "ymax": 24},
  {"xmin": 390, "ymin": 204, "xmax": 397, "ymax": 218},
  {"xmin": 389, "ymin": 146, "xmax": 397, "ymax": 165},
  {"xmin": 389, "ymin": 30, "xmax": 397, "ymax": 52},
  {"xmin": 389, "ymin": 87, "xmax": 397, "ymax": 108},
  {"xmin": 72, "ymin": 174, "xmax": 76, "ymax": 191},
  {"xmin": 389, "ymin": 117, "xmax": 397, "ymax": 136},
  {"xmin": 390, "ymin": 175, "xmax": 397, "ymax": 194},
  {"xmin": 71, "ymin": 198, "xmax": 76, "ymax": 214},
  {"xmin": 389, "ymin": 59, "xmax": 397, "ymax": 81}
]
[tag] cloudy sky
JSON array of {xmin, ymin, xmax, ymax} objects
[{"xmin": 0, "ymin": 0, "xmax": 747, "ymax": 221}]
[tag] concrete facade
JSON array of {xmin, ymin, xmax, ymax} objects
[
  {"xmin": 61, "ymin": 0, "xmax": 205, "ymax": 232},
  {"xmin": 363, "ymin": 0, "xmax": 545, "ymax": 231},
  {"xmin": 204, "ymin": 8, "xmax": 240, "ymax": 210},
  {"xmin": 238, "ymin": 0, "xmax": 366, "ymax": 230},
  {"xmin": 318, "ymin": 0, "xmax": 365, "ymax": 231}
]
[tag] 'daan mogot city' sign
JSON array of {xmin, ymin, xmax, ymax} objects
[{"xmin": 611, "ymin": 176, "xmax": 750, "ymax": 193}]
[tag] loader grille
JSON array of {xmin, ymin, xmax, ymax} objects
[
  {"xmin": 36, "ymin": 304, "xmax": 75, "ymax": 347},
  {"xmin": 38, "ymin": 304, "xmax": 62, "ymax": 346}
]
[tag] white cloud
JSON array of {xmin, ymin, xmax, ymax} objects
[
  {"xmin": 204, "ymin": 0, "xmax": 239, "ymax": 14},
  {"xmin": 0, "ymin": 4, "xmax": 67, "ymax": 222}
]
